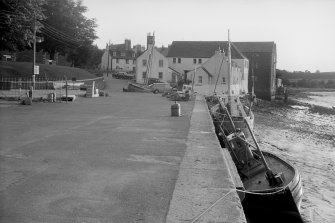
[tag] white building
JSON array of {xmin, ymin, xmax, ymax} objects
[
  {"xmin": 101, "ymin": 39, "xmax": 141, "ymax": 72},
  {"xmin": 187, "ymin": 50, "xmax": 248, "ymax": 96},
  {"xmin": 136, "ymin": 34, "xmax": 175, "ymax": 84},
  {"xmin": 166, "ymin": 41, "xmax": 248, "ymax": 91}
]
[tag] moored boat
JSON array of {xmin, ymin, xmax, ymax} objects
[
  {"xmin": 208, "ymin": 95, "xmax": 303, "ymax": 222},
  {"xmin": 207, "ymin": 31, "xmax": 303, "ymax": 222}
]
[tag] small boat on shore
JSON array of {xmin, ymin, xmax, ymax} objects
[{"xmin": 123, "ymin": 82, "xmax": 152, "ymax": 93}]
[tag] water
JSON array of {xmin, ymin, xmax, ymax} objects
[{"xmin": 297, "ymin": 91, "xmax": 335, "ymax": 108}]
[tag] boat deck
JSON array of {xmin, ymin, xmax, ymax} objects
[{"xmin": 243, "ymin": 152, "xmax": 295, "ymax": 191}]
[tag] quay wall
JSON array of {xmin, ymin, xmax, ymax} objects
[{"xmin": 166, "ymin": 95, "xmax": 246, "ymax": 223}]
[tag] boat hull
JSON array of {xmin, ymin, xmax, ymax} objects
[{"xmin": 241, "ymin": 151, "xmax": 303, "ymax": 223}]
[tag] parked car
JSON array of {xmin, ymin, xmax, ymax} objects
[
  {"xmin": 113, "ymin": 71, "xmax": 135, "ymax": 80},
  {"xmin": 147, "ymin": 78, "xmax": 162, "ymax": 85},
  {"xmin": 149, "ymin": 82, "xmax": 171, "ymax": 94}
]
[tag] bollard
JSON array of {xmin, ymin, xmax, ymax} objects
[{"xmin": 171, "ymin": 101, "xmax": 180, "ymax": 117}]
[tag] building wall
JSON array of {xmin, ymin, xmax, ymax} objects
[
  {"xmin": 136, "ymin": 48, "xmax": 170, "ymax": 84},
  {"xmin": 233, "ymin": 58, "xmax": 249, "ymax": 94},
  {"xmin": 186, "ymin": 55, "xmax": 245, "ymax": 96},
  {"xmin": 112, "ymin": 58, "xmax": 136, "ymax": 72},
  {"xmin": 167, "ymin": 57, "xmax": 209, "ymax": 73},
  {"xmin": 101, "ymin": 50, "xmax": 110, "ymax": 70},
  {"xmin": 270, "ymin": 45, "xmax": 277, "ymax": 99},
  {"xmin": 244, "ymin": 52, "xmax": 275, "ymax": 100},
  {"xmin": 101, "ymin": 50, "xmax": 137, "ymax": 72}
]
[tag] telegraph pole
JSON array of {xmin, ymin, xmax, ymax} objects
[{"xmin": 31, "ymin": 13, "xmax": 37, "ymax": 98}]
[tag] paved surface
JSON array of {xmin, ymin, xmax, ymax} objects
[
  {"xmin": 0, "ymin": 77, "xmax": 195, "ymax": 223},
  {"xmin": 166, "ymin": 95, "xmax": 246, "ymax": 223}
]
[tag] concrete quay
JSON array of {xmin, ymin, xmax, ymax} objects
[
  {"xmin": 0, "ymin": 78, "xmax": 246, "ymax": 222},
  {"xmin": 166, "ymin": 95, "xmax": 246, "ymax": 223}
]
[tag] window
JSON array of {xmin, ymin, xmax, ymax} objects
[
  {"xmin": 193, "ymin": 59, "xmax": 197, "ymax": 64},
  {"xmin": 178, "ymin": 58, "xmax": 181, "ymax": 63},
  {"xmin": 126, "ymin": 59, "xmax": 129, "ymax": 64},
  {"xmin": 198, "ymin": 76, "xmax": 203, "ymax": 84},
  {"xmin": 116, "ymin": 58, "xmax": 119, "ymax": 63},
  {"xmin": 158, "ymin": 72, "xmax": 163, "ymax": 79},
  {"xmin": 121, "ymin": 52, "xmax": 125, "ymax": 57},
  {"xmin": 159, "ymin": 59, "xmax": 163, "ymax": 67},
  {"xmin": 142, "ymin": 59, "xmax": 147, "ymax": 66},
  {"xmin": 198, "ymin": 58, "xmax": 202, "ymax": 64},
  {"xmin": 173, "ymin": 58, "xmax": 176, "ymax": 63},
  {"xmin": 142, "ymin": 72, "xmax": 147, "ymax": 79},
  {"xmin": 112, "ymin": 52, "xmax": 116, "ymax": 56},
  {"xmin": 222, "ymin": 77, "xmax": 226, "ymax": 84}
]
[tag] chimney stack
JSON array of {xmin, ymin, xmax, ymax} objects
[{"xmin": 147, "ymin": 32, "xmax": 155, "ymax": 50}]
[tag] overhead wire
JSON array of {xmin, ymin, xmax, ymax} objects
[
  {"xmin": 41, "ymin": 26, "xmax": 81, "ymax": 46},
  {"xmin": 41, "ymin": 31, "xmax": 77, "ymax": 49},
  {"xmin": 39, "ymin": 21, "xmax": 82, "ymax": 43}
]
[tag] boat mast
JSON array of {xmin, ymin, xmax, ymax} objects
[
  {"xmin": 213, "ymin": 47, "xmax": 225, "ymax": 94},
  {"xmin": 227, "ymin": 30, "xmax": 232, "ymax": 107}
]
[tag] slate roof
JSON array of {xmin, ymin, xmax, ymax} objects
[
  {"xmin": 233, "ymin": 42, "xmax": 275, "ymax": 53},
  {"xmin": 109, "ymin": 43, "xmax": 125, "ymax": 51},
  {"xmin": 166, "ymin": 41, "xmax": 245, "ymax": 59}
]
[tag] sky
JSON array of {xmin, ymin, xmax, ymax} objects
[{"xmin": 83, "ymin": 0, "xmax": 335, "ymax": 72}]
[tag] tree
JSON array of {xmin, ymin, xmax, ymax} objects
[
  {"xmin": 319, "ymin": 80, "xmax": 325, "ymax": 88},
  {"xmin": 297, "ymin": 79, "xmax": 308, "ymax": 87},
  {"xmin": 40, "ymin": 0, "xmax": 97, "ymax": 60},
  {"xmin": 86, "ymin": 45, "xmax": 104, "ymax": 68},
  {"xmin": 325, "ymin": 80, "xmax": 335, "ymax": 88},
  {"xmin": 0, "ymin": 0, "xmax": 45, "ymax": 51}
]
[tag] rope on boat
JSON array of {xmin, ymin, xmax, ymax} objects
[{"xmin": 189, "ymin": 186, "xmax": 289, "ymax": 223}]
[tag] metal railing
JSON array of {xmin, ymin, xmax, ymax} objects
[{"xmin": 0, "ymin": 76, "xmax": 104, "ymax": 100}]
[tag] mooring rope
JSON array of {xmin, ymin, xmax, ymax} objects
[{"xmin": 189, "ymin": 186, "xmax": 289, "ymax": 223}]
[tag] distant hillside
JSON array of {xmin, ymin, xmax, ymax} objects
[
  {"xmin": 277, "ymin": 69, "xmax": 335, "ymax": 88},
  {"xmin": 0, "ymin": 62, "xmax": 96, "ymax": 80},
  {"xmin": 277, "ymin": 69, "xmax": 335, "ymax": 80}
]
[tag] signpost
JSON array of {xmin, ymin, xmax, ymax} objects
[{"xmin": 34, "ymin": 65, "xmax": 39, "ymax": 75}]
